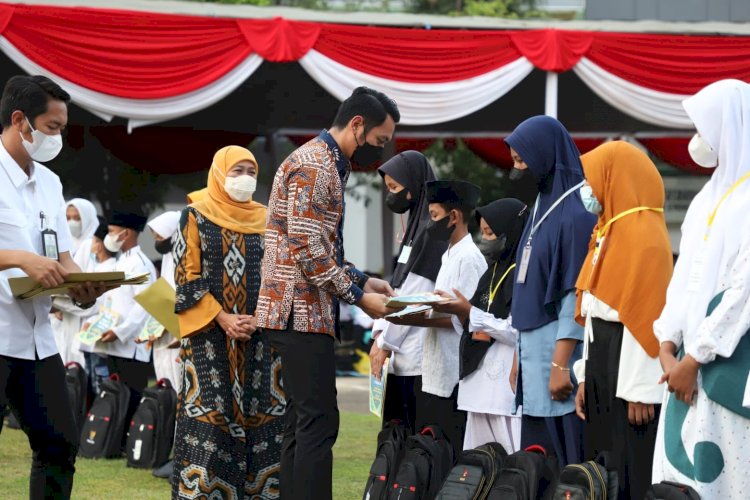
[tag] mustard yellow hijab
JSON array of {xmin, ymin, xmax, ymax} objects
[
  {"xmin": 186, "ymin": 188, "xmax": 207, "ymax": 204},
  {"xmin": 575, "ymin": 141, "xmax": 673, "ymax": 357},
  {"xmin": 190, "ymin": 146, "xmax": 267, "ymax": 235}
]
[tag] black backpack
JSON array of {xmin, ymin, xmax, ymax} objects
[
  {"xmin": 126, "ymin": 378, "xmax": 177, "ymax": 469},
  {"xmin": 78, "ymin": 374, "xmax": 131, "ymax": 458},
  {"xmin": 644, "ymin": 481, "xmax": 701, "ymax": 500},
  {"xmin": 490, "ymin": 445, "xmax": 558, "ymax": 500},
  {"xmin": 364, "ymin": 420, "xmax": 411, "ymax": 500},
  {"xmin": 436, "ymin": 442, "xmax": 508, "ymax": 500},
  {"xmin": 553, "ymin": 453, "xmax": 618, "ymax": 500},
  {"xmin": 389, "ymin": 425, "xmax": 455, "ymax": 500},
  {"xmin": 65, "ymin": 362, "xmax": 88, "ymax": 436}
]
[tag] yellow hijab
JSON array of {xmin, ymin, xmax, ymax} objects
[
  {"xmin": 190, "ymin": 146, "xmax": 267, "ymax": 235},
  {"xmin": 186, "ymin": 188, "xmax": 208, "ymax": 204},
  {"xmin": 575, "ymin": 141, "xmax": 673, "ymax": 357}
]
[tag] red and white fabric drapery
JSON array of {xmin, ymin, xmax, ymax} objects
[{"xmin": 1, "ymin": 2, "xmax": 749, "ymax": 131}]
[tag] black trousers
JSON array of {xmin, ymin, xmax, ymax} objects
[
  {"xmin": 265, "ymin": 329, "xmax": 339, "ymax": 500},
  {"xmin": 584, "ymin": 319, "xmax": 660, "ymax": 500},
  {"xmin": 383, "ymin": 374, "xmax": 419, "ymax": 434},
  {"xmin": 0, "ymin": 353, "xmax": 78, "ymax": 499},
  {"xmin": 414, "ymin": 377, "xmax": 466, "ymax": 459}
]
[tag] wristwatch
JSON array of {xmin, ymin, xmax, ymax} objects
[{"xmin": 72, "ymin": 297, "xmax": 96, "ymax": 310}]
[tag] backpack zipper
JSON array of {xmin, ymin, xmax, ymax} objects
[
  {"xmin": 568, "ymin": 464, "xmax": 595, "ymax": 500},
  {"xmin": 588, "ymin": 462, "xmax": 607, "ymax": 500},
  {"xmin": 470, "ymin": 448, "xmax": 495, "ymax": 500}
]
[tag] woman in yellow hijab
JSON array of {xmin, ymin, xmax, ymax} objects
[
  {"xmin": 172, "ymin": 146, "xmax": 283, "ymax": 499},
  {"xmin": 573, "ymin": 141, "xmax": 673, "ymax": 500}
]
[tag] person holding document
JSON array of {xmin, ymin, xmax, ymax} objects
[
  {"xmin": 387, "ymin": 180, "xmax": 487, "ymax": 457},
  {"xmin": 433, "ymin": 198, "xmax": 528, "ymax": 453},
  {"xmin": 0, "ymin": 75, "xmax": 106, "ymax": 499},
  {"xmin": 370, "ymin": 151, "xmax": 447, "ymax": 433},
  {"xmin": 505, "ymin": 116, "xmax": 596, "ymax": 467},
  {"xmin": 172, "ymin": 146, "xmax": 284, "ymax": 499}
]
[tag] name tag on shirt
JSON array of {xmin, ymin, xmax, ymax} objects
[
  {"xmin": 397, "ymin": 245, "xmax": 413, "ymax": 264},
  {"xmin": 516, "ymin": 244, "xmax": 532, "ymax": 284},
  {"xmin": 42, "ymin": 228, "xmax": 59, "ymax": 261}
]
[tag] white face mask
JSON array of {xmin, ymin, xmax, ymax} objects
[
  {"xmin": 224, "ymin": 174, "xmax": 257, "ymax": 202},
  {"xmin": 67, "ymin": 219, "xmax": 82, "ymax": 238},
  {"xmin": 580, "ymin": 184, "xmax": 602, "ymax": 215},
  {"xmin": 688, "ymin": 133, "xmax": 718, "ymax": 169},
  {"xmin": 20, "ymin": 118, "xmax": 63, "ymax": 163},
  {"xmin": 103, "ymin": 230, "xmax": 126, "ymax": 253}
]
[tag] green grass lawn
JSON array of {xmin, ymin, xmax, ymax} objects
[{"xmin": 0, "ymin": 411, "xmax": 378, "ymax": 499}]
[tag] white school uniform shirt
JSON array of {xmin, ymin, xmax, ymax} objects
[
  {"xmin": 573, "ymin": 291, "xmax": 664, "ymax": 404},
  {"xmin": 0, "ymin": 141, "xmax": 72, "ymax": 361},
  {"xmin": 421, "ymin": 234, "xmax": 487, "ymax": 398},
  {"xmin": 458, "ymin": 308, "xmax": 519, "ymax": 416},
  {"xmin": 374, "ymin": 271, "xmax": 436, "ymax": 376},
  {"xmin": 92, "ymin": 245, "xmax": 156, "ymax": 362}
]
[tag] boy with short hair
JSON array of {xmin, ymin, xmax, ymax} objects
[{"xmin": 387, "ymin": 180, "xmax": 487, "ymax": 456}]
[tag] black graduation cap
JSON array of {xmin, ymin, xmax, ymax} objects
[
  {"xmin": 424, "ymin": 180, "xmax": 481, "ymax": 209},
  {"xmin": 110, "ymin": 210, "xmax": 147, "ymax": 232},
  {"xmin": 93, "ymin": 215, "xmax": 108, "ymax": 241}
]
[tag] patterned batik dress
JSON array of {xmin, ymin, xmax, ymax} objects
[{"xmin": 172, "ymin": 207, "xmax": 286, "ymax": 500}]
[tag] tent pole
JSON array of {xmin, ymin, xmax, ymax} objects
[{"xmin": 545, "ymin": 71, "xmax": 559, "ymax": 119}]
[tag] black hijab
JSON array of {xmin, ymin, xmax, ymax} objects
[
  {"xmin": 378, "ymin": 151, "xmax": 447, "ymax": 288},
  {"xmin": 460, "ymin": 198, "xmax": 529, "ymax": 379}
]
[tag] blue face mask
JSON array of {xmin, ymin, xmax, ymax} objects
[{"xmin": 580, "ymin": 185, "xmax": 602, "ymax": 215}]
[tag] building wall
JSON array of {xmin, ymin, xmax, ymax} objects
[{"xmin": 586, "ymin": 0, "xmax": 750, "ymax": 21}]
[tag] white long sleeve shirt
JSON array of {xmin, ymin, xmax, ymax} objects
[
  {"xmin": 91, "ymin": 245, "xmax": 156, "ymax": 362},
  {"xmin": 0, "ymin": 142, "xmax": 72, "ymax": 361},
  {"xmin": 374, "ymin": 271, "xmax": 435, "ymax": 376},
  {"xmin": 457, "ymin": 308, "xmax": 518, "ymax": 415},
  {"xmin": 574, "ymin": 292, "xmax": 664, "ymax": 404},
  {"xmin": 421, "ymin": 234, "xmax": 487, "ymax": 398}
]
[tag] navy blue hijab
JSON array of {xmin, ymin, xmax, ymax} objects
[{"xmin": 506, "ymin": 116, "xmax": 596, "ymax": 331}]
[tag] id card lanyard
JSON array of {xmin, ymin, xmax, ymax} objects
[
  {"xmin": 40, "ymin": 211, "xmax": 59, "ymax": 261},
  {"xmin": 688, "ymin": 171, "xmax": 750, "ymax": 291},
  {"xmin": 591, "ymin": 206, "xmax": 664, "ymax": 265},
  {"xmin": 516, "ymin": 180, "xmax": 585, "ymax": 284},
  {"xmin": 396, "ymin": 215, "xmax": 413, "ymax": 264},
  {"xmin": 487, "ymin": 263, "xmax": 517, "ymax": 312}
]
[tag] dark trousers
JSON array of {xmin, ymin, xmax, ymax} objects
[
  {"xmin": 584, "ymin": 319, "xmax": 660, "ymax": 500},
  {"xmin": 265, "ymin": 330, "xmax": 339, "ymax": 500},
  {"xmin": 521, "ymin": 413, "xmax": 582, "ymax": 468},
  {"xmin": 0, "ymin": 354, "xmax": 78, "ymax": 499},
  {"xmin": 106, "ymin": 355, "xmax": 150, "ymax": 446},
  {"xmin": 415, "ymin": 377, "xmax": 466, "ymax": 459},
  {"xmin": 383, "ymin": 374, "xmax": 419, "ymax": 434}
]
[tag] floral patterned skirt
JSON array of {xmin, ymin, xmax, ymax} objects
[{"xmin": 172, "ymin": 328, "xmax": 286, "ymax": 499}]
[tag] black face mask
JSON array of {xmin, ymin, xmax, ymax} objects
[
  {"xmin": 477, "ymin": 234, "xmax": 507, "ymax": 264},
  {"xmin": 509, "ymin": 167, "xmax": 526, "ymax": 181},
  {"xmin": 351, "ymin": 128, "xmax": 384, "ymax": 167},
  {"xmin": 385, "ymin": 189, "xmax": 412, "ymax": 214},
  {"xmin": 154, "ymin": 237, "xmax": 173, "ymax": 255},
  {"xmin": 426, "ymin": 214, "xmax": 455, "ymax": 242}
]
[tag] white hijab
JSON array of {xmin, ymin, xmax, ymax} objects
[
  {"xmin": 66, "ymin": 198, "xmax": 98, "ymax": 253},
  {"xmin": 655, "ymin": 80, "xmax": 750, "ymax": 354},
  {"xmin": 147, "ymin": 211, "xmax": 181, "ymax": 288}
]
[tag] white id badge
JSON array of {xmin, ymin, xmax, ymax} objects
[
  {"xmin": 42, "ymin": 229, "xmax": 59, "ymax": 261},
  {"xmin": 687, "ymin": 253, "xmax": 704, "ymax": 292},
  {"xmin": 397, "ymin": 245, "xmax": 413, "ymax": 264},
  {"xmin": 516, "ymin": 244, "xmax": 532, "ymax": 284}
]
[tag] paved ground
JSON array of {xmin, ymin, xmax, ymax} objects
[{"xmin": 336, "ymin": 376, "xmax": 370, "ymax": 414}]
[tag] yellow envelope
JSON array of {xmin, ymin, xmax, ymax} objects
[
  {"xmin": 9, "ymin": 271, "xmax": 149, "ymax": 300},
  {"xmin": 134, "ymin": 277, "xmax": 181, "ymax": 338}
]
